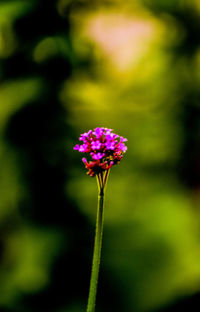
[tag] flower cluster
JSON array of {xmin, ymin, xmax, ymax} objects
[{"xmin": 74, "ymin": 127, "xmax": 127, "ymax": 177}]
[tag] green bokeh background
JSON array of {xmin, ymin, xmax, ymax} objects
[{"xmin": 1, "ymin": 0, "xmax": 200, "ymax": 311}]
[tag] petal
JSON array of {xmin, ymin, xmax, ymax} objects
[
  {"xmin": 73, "ymin": 144, "xmax": 80, "ymax": 150},
  {"xmin": 82, "ymin": 157, "xmax": 88, "ymax": 164}
]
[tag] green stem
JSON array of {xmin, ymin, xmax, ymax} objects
[{"xmin": 86, "ymin": 183, "xmax": 105, "ymax": 312}]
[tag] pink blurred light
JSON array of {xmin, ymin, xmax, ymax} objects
[{"xmin": 87, "ymin": 13, "xmax": 156, "ymax": 70}]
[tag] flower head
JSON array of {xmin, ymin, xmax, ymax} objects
[{"xmin": 74, "ymin": 127, "xmax": 127, "ymax": 177}]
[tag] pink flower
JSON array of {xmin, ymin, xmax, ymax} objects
[
  {"xmin": 91, "ymin": 140, "xmax": 102, "ymax": 150},
  {"xmin": 74, "ymin": 127, "xmax": 127, "ymax": 177},
  {"xmin": 91, "ymin": 152, "xmax": 105, "ymax": 160}
]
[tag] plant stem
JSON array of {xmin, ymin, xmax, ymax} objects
[{"xmin": 86, "ymin": 179, "xmax": 105, "ymax": 312}]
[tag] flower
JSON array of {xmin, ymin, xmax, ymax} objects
[{"xmin": 74, "ymin": 127, "xmax": 127, "ymax": 177}]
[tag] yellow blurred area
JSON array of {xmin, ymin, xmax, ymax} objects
[
  {"xmin": 0, "ymin": 78, "xmax": 43, "ymax": 130},
  {"xmin": 70, "ymin": 3, "xmax": 182, "ymax": 77},
  {"xmin": 0, "ymin": 1, "xmax": 33, "ymax": 57},
  {"xmin": 33, "ymin": 36, "xmax": 71, "ymax": 63},
  {"xmin": 60, "ymin": 3, "xmax": 183, "ymax": 121},
  {"xmin": 0, "ymin": 227, "xmax": 62, "ymax": 305}
]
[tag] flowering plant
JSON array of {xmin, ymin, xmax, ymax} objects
[
  {"xmin": 74, "ymin": 127, "xmax": 127, "ymax": 177},
  {"xmin": 74, "ymin": 127, "xmax": 127, "ymax": 312}
]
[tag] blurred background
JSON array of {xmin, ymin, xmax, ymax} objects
[{"xmin": 1, "ymin": 0, "xmax": 200, "ymax": 311}]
